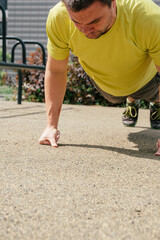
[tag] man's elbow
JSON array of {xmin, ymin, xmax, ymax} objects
[{"xmin": 156, "ymin": 65, "xmax": 160, "ymax": 73}]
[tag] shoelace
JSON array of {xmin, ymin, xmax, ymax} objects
[
  {"xmin": 151, "ymin": 107, "xmax": 160, "ymax": 120},
  {"xmin": 123, "ymin": 105, "xmax": 137, "ymax": 118}
]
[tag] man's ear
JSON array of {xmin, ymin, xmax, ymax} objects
[{"xmin": 112, "ymin": 0, "xmax": 116, "ymax": 8}]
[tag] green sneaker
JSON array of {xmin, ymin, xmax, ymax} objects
[
  {"xmin": 122, "ymin": 101, "xmax": 139, "ymax": 127},
  {"xmin": 150, "ymin": 102, "xmax": 160, "ymax": 129}
]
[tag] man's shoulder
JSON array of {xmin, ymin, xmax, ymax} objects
[
  {"xmin": 119, "ymin": 0, "xmax": 160, "ymax": 14},
  {"xmin": 119, "ymin": 0, "xmax": 160, "ymax": 28},
  {"xmin": 49, "ymin": 2, "xmax": 69, "ymax": 19},
  {"xmin": 153, "ymin": 0, "xmax": 160, "ymax": 7}
]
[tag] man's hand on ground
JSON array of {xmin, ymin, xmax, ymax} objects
[
  {"xmin": 38, "ymin": 126, "xmax": 60, "ymax": 147},
  {"xmin": 155, "ymin": 139, "xmax": 160, "ymax": 156}
]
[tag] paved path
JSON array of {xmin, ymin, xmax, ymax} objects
[{"xmin": 0, "ymin": 101, "xmax": 160, "ymax": 240}]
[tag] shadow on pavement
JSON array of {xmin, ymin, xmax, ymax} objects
[
  {"xmin": 0, "ymin": 105, "xmax": 42, "ymax": 112},
  {"xmin": 0, "ymin": 106, "xmax": 74, "ymax": 119},
  {"xmin": 0, "ymin": 111, "xmax": 46, "ymax": 119},
  {"xmin": 60, "ymin": 129, "xmax": 160, "ymax": 160}
]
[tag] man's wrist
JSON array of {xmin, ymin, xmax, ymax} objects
[
  {"xmin": 46, "ymin": 113, "xmax": 58, "ymax": 129},
  {"xmin": 47, "ymin": 122, "xmax": 58, "ymax": 129}
]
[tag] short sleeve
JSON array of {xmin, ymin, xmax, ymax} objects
[
  {"xmin": 147, "ymin": 18, "xmax": 160, "ymax": 66},
  {"xmin": 46, "ymin": 4, "xmax": 70, "ymax": 60},
  {"xmin": 136, "ymin": 2, "xmax": 160, "ymax": 66}
]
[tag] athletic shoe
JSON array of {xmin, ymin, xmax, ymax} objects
[
  {"xmin": 150, "ymin": 102, "xmax": 160, "ymax": 129},
  {"xmin": 122, "ymin": 101, "xmax": 139, "ymax": 127}
]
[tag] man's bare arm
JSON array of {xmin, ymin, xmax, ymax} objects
[{"xmin": 39, "ymin": 53, "xmax": 69, "ymax": 147}]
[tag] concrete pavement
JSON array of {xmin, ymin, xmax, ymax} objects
[{"xmin": 0, "ymin": 101, "xmax": 160, "ymax": 240}]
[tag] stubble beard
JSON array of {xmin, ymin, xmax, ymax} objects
[{"xmin": 85, "ymin": 14, "xmax": 115, "ymax": 39}]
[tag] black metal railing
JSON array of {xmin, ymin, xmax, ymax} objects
[{"xmin": 0, "ymin": 3, "xmax": 46, "ymax": 104}]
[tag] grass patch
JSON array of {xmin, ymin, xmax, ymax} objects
[{"xmin": 0, "ymin": 86, "xmax": 14, "ymax": 95}]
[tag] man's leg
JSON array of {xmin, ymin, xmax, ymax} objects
[
  {"xmin": 150, "ymin": 102, "xmax": 160, "ymax": 129},
  {"xmin": 90, "ymin": 73, "xmax": 160, "ymax": 129},
  {"xmin": 89, "ymin": 78, "xmax": 126, "ymax": 104},
  {"xmin": 122, "ymin": 72, "xmax": 160, "ymax": 129},
  {"xmin": 149, "ymin": 73, "xmax": 160, "ymax": 129}
]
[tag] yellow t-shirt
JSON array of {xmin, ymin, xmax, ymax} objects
[{"xmin": 46, "ymin": 0, "xmax": 160, "ymax": 96}]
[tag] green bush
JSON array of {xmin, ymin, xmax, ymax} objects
[{"xmin": 18, "ymin": 48, "xmax": 45, "ymax": 102}]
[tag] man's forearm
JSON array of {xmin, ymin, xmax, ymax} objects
[{"xmin": 45, "ymin": 70, "xmax": 67, "ymax": 128}]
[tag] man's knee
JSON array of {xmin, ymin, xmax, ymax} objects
[{"xmin": 105, "ymin": 95, "xmax": 126, "ymax": 104}]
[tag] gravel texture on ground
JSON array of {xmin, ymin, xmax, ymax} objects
[{"xmin": 0, "ymin": 101, "xmax": 160, "ymax": 240}]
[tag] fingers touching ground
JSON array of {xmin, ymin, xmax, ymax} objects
[{"xmin": 38, "ymin": 127, "xmax": 60, "ymax": 147}]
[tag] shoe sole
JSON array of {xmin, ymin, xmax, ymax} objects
[
  {"xmin": 123, "ymin": 123, "xmax": 137, "ymax": 127},
  {"xmin": 151, "ymin": 126, "xmax": 160, "ymax": 130},
  {"xmin": 122, "ymin": 120, "xmax": 137, "ymax": 127}
]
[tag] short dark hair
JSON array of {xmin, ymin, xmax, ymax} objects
[{"xmin": 62, "ymin": 0, "xmax": 113, "ymax": 12}]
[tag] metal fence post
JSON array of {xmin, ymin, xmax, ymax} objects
[
  {"xmin": 0, "ymin": 1, "xmax": 7, "ymax": 62},
  {"xmin": 18, "ymin": 70, "xmax": 23, "ymax": 104}
]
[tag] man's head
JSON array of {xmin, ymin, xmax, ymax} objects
[
  {"xmin": 62, "ymin": 0, "xmax": 117, "ymax": 39},
  {"xmin": 62, "ymin": 0, "xmax": 113, "ymax": 12}
]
